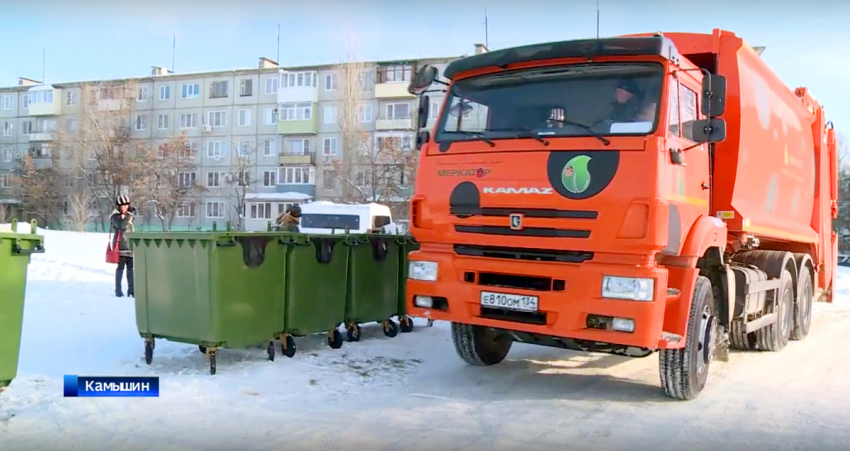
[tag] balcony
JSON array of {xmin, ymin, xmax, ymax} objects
[
  {"xmin": 28, "ymin": 86, "xmax": 62, "ymax": 116},
  {"xmin": 278, "ymin": 71, "xmax": 319, "ymax": 103},
  {"xmin": 28, "ymin": 132, "xmax": 55, "ymax": 142},
  {"xmin": 277, "ymin": 113, "xmax": 318, "ymax": 135},
  {"xmin": 375, "ymin": 82, "xmax": 415, "ymax": 100},
  {"xmin": 376, "ymin": 118, "xmax": 413, "ymax": 130},
  {"xmin": 278, "ymin": 152, "xmax": 314, "ymax": 165},
  {"xmin": 275, "ymin": 184, "xmax": 316, "ymax": 198}
]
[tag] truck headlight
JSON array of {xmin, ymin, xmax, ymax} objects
[
  {"xmin": 602, "ymin": 276, "xmax": 654, "ymax": 301},
  {"xmin": 409, "ymin": 261, "xmax": 438, "ymax": 281}
]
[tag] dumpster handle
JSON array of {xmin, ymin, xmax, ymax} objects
[
  {"xmin": 371, "ymin": 237, "xmax": 389, "ymax": 262},
  {"xmin": 216, "ymin": 240, "xmax": 237, "ymax": 247},
  {"xmin": 314, "ymin": 238, "xmax": 336, "ymax": 264},
  {"xmin": 13, "ymin": 243, "xmax": 45, "ymax": 255}
]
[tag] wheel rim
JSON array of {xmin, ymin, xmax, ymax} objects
[
  {"xmin": 802, "ymin": 282, "xmax": 813, "ymax": 327},
  {"xmin": 697, "ymin": 304, "xmax": 715, "ymax": 375},
  {"xmin": 779, "ymin": 287, "xmax": 793, "ymax": 336}
]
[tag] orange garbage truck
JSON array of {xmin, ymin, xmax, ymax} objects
[{"xmin": 404, "ymin": 28, "xmax": 838, "ymax": 400}]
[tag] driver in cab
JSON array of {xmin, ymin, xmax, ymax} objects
[{"xmin": 605, "ymin": 79, "xmax": 655, "ymax": 123}]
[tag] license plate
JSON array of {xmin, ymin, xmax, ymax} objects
[{"xmin": 480, "ymin": 291, "xmax": 539, "ymax": 312}]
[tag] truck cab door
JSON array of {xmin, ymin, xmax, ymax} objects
[{"xmin": 663, "ymin": 72, "xmax": 711, "ymax": 254}]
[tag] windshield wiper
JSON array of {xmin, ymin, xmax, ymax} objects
[
  {"xmin": 445, "ymin": 131, "xmax": 496, "ymax": 147},
  {"xmin": 502, "ymin": 129, "xmax": 550, "ymax": 146},
  {"xmin": 544, "ymin": 119, "xmax": 611, "ymax": 146}
]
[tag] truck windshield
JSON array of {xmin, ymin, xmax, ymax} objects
[{"xmin": 435, "ymin": 62, "xmax": 664, "ymax": 144}]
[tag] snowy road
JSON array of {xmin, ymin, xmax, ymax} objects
[{"xmin": 1, "ymin": 229, "xmax": 849, "ymax": 451}]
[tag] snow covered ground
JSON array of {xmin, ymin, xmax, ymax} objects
[{"xmin": 2, "ymin": 227, "xmax": 850, "ymax": 451}]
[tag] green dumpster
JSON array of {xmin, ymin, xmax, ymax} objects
[
  {"xmin": 396, "ymin": 235, "xmax": 420, "ymax": 330},
  {"xmin": 0, "ymin": 219, "xmax": 45, "ymax": 392},
  {"xmin": 343, "ymin": 233, "xmax": 402, "ymax": 341},
  {"xmin": 130, "ymin": 225, "xmax": 287, "ymax": 375},
  {"xmin": 279, "ymin": 233, "xmax": 350, "ymax": 353}
]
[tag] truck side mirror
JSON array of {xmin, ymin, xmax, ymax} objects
[
  {"xmin": 416, "ymin": 130, "xmax": 430, "ymax": 150},
  {"xmin": 692, "ymin": 118, "xmax": 727, "ymax": 143},
  {"xmin": 408, "ymin": 65, "xmax": 439, "ymax": 95},
  {"xmin": 701, "ymin": 74, "xmax": 726, "ymax": 117},
  {"xmin": 418, "ymin": 95, "xmax": 430, "ymax": 129}
]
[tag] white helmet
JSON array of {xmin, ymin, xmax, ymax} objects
[{"xmin": 116, "ymin": 195, "xmax": 130, "ymax": 206}]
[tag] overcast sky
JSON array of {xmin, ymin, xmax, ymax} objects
[{"xmin": 1, "ymin": 0, "xmax": 848, "ymax": 130}]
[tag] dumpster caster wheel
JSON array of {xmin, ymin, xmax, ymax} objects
[
  {"xmin": 208, "ymin": 350, "xmax": 217, "ymax": 375},
  {"xmin": 328, "ymin": 329, "xmax": 344, "ymax": 349},
  {"xmin": 399, "ymin": 316, "xmax": 414, "ymax": 333},
  {"xmin": 144, "ymin": 341, "xmax": 154, "ymax": 365},
  {"xmin": 383, "ymin": 320, "xmax": 399, "ymax": 338},
  {"xmin": 427, "ymin": 319, "xmax": 435, "ymax": 327},
  {"xmin": 267, "ymin": 341, "xmax": 275, "ymax": 361},
  {"xmin": 346, "ymin": 324, "xmax": 361, "ymax": 342},
  {"xmin": 281, "ymin": 335, "xmax": 296, "ymax": 358}
]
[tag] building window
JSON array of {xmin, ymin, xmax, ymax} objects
[
  {"xmin": 2, "ymin": 147, "xmax": 12, "ymax": 162},
  {"xmin": 323, "ymin": 105, "xmax": 337, "ymax": 124},
  {"xmin": 322, "ymin": 169, "xmax": 336, "ymax": 189},
  {"xmin": 263, "ymin": 170, "xmax": 277, "ymax": 186},
  {"xmin": 360, "ymin": 104, "xmax": 373, "ymax": 122},
  {"xmin": 264, "ymin": 107, "xmax": 278, "ymax": 125},
  {"xmin": 30, "ymin": 90, "xmax": 53, "ymax": 104},
  {"xmin": 2, "ymin": 95, "xmax": 14, "ymax": 110},
  {"xmin": 206, "ymin": 171, "xmax": 223, "ymax": 187},
  {"xmin": 282, "ymin": 72, "xmax": 317, "ymax": 88},
  {"xmin": 323, "ymin": 137, "xmax": 337, "ymax": 156},
  {"xmin": 289, "ymin": 139, "xmax": 309, "ymax": 155},
  {"xmin": 279, "ymin": 166, "xmax": 314, "ymax": 185},
  {"xmin": 429, "ymin": 101, "xmax": 439, "ymax": 119},
  {"xmin": 3, "ymin": 122, "xmax": 13, "ymax": 136},
  {"xmin": 237, "ymin": 170, "xmax": 251, "ymax": 186},
  {"xmin": 66, "ymin": 91, "xmax": 78, "ymax": 106},
  {"xmin": 176, "ymin": 202, "xmax": 195, "ymax": 218},
  {"xmin": 210, "ymin": 81, "xmax": 229, "ymax": 99},
  {"xmin": 0, "ymin": 174, "xmax": 10, "ymax": 188},
  {"xmin": 156, "ymin": 144, "xmax": 166, "ymax": 159},
  {"xmin": 160, "ymin": 85, "xmax": 171, "ymax": 100},
  {"xmin": 206, "ymin": 141, "xmax": 226, "ymax": 160},
  {"xmin": 376, "ymin": 65, "xmax": 412, "ymax": 83},
  {"xmin": 265, "ymin": 77, "xmax": 279, "ymax": 94},
  {"xmin": 63, "ymin": 173, "xmax": 74, "ymax": 188},
  {"xmin": 280, "ymin": 102, "xmax": 312, "ymax": 121},
  {"xmin": 135, "ymin": 115, "xmax": 147, "ymax": 131},
  {"xmin": 181, "ymin": 83, "xmax": 200, "ymax": 99},
  {"xmin": 324, "ymin": 74, "xmax": 338, "ymax": 91},
  {"xmin": 386, "ymin": 103, "xmax": 410, "ymax": 120},
  {"xmin": 238, "ymin": 109, "xmax": 251, "ymax": 127},
  {"xmin": 240, "ymin": 79, "xmax": 253, "ymax": 97},
  {"xmin": 178, "ymin": 172, "xmax": 196, "ymax": 188},
  {"xmin": 137, "ymin": 87, "xmax": 148, "ymax": 102},
  {"xmin": 180, "ymin": 113, "xmax": 197, "ymax": 129},
  {"xmin": 157, "ymin": 114, "xmax": 169, "ymax": 130},
  {"xmin": 263, "ymin": 139, "xmax": 277, "ymax": 156},
  {"xmin": 249, "ymin": 202, "xmax": 273, "ymax": 220},
  {"xmin": 21, "ymin": 121, "xmax": 33, "ymax": 135},
  {"xmin": 206, "ymin": 201, "xmax": 225, "ymax": 218},
  {"xmin": 207, "ymin": 110, "xmax": 227, "ymax": 128},
  {"xmin": 23, "ymin": 94, "xmax": 30, "ymax": 109},
  {"xmin": 238, "ymin": 139, "xmax": 251, "ymax": 157}
]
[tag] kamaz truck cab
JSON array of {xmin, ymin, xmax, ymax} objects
[{"xmin": 403, "ymin": 32, "xmax": 823, "ymax": 401}]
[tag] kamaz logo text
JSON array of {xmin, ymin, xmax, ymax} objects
[{"xmin": 483, "ymin": 187, "xmax": 554, "ymax": 195}]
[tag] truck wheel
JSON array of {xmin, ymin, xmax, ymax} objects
[
  {"xmin": 791, "ymin": 265, "xmax": 813, "ymax": 341},
  {"xmin": 757, "ymin": 269, "xmax": 794, "ymax": 352},
  {"xmin": 729, "ymin": 320, "xmax": 756, "ymax": 350},
  {"xmin": 451, "ymin": 322, "xmax": 512, "ymax": 366},
  {"xmin": 659, "ymin": 276, "xmax": 716, "ymax": 401}
]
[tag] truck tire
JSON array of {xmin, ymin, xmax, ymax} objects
[
  {"xmin": 659, "ymin": 276, "xmax": 717, "ymax": 401},
  {"xmin": 757, "ymin": 269, "xmax": 794, "ymax": 352},
  {"xmin": 791, "ymin": 265, "xmax": 813, "ymax": 341},
  {"xmin": 451, "ymin": 322, "xmax": 512, "ymax": 366},
  {"xmin": 729, "ymin": 320, "xmax": 756, "ymax": 351}
]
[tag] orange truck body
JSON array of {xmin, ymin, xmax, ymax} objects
[{"xmin": 404, "ymin": 29, "xmax": 838, "ymax": 399}]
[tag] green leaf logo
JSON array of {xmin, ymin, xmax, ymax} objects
[{"xmin": 562, "ymin": 155, "xmax": 592, "ymax": 194}]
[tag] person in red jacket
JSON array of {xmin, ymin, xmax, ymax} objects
[{"xmin": 110, "ymin": 195, "xmax": 136, "ymax": 297}]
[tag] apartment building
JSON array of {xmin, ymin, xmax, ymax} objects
[{"xmin": 0, "ymin": 48, "xmax": 474, "ymax": 231}]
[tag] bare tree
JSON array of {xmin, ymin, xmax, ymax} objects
[
  {"xmin": 12, "ymin": 154, "xmax": 62, "ymax": 226},
  {"xmin": 58, "ymin": 80, "xmax": 143, "ymax": 229},
  {"xmin": 222, "ymin": 137, "xmax": 257, "ymax": 231},
  {"xmin": 61, "ymin": 190, "xmax": 98, "ymax": 232},
  {"xmin": 132, "ymin": 134, "xmax": 206, "ymax": 231},
  {"xmin": 323, "ymin": 43, "xmax": 419, "ymax": 215}
]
